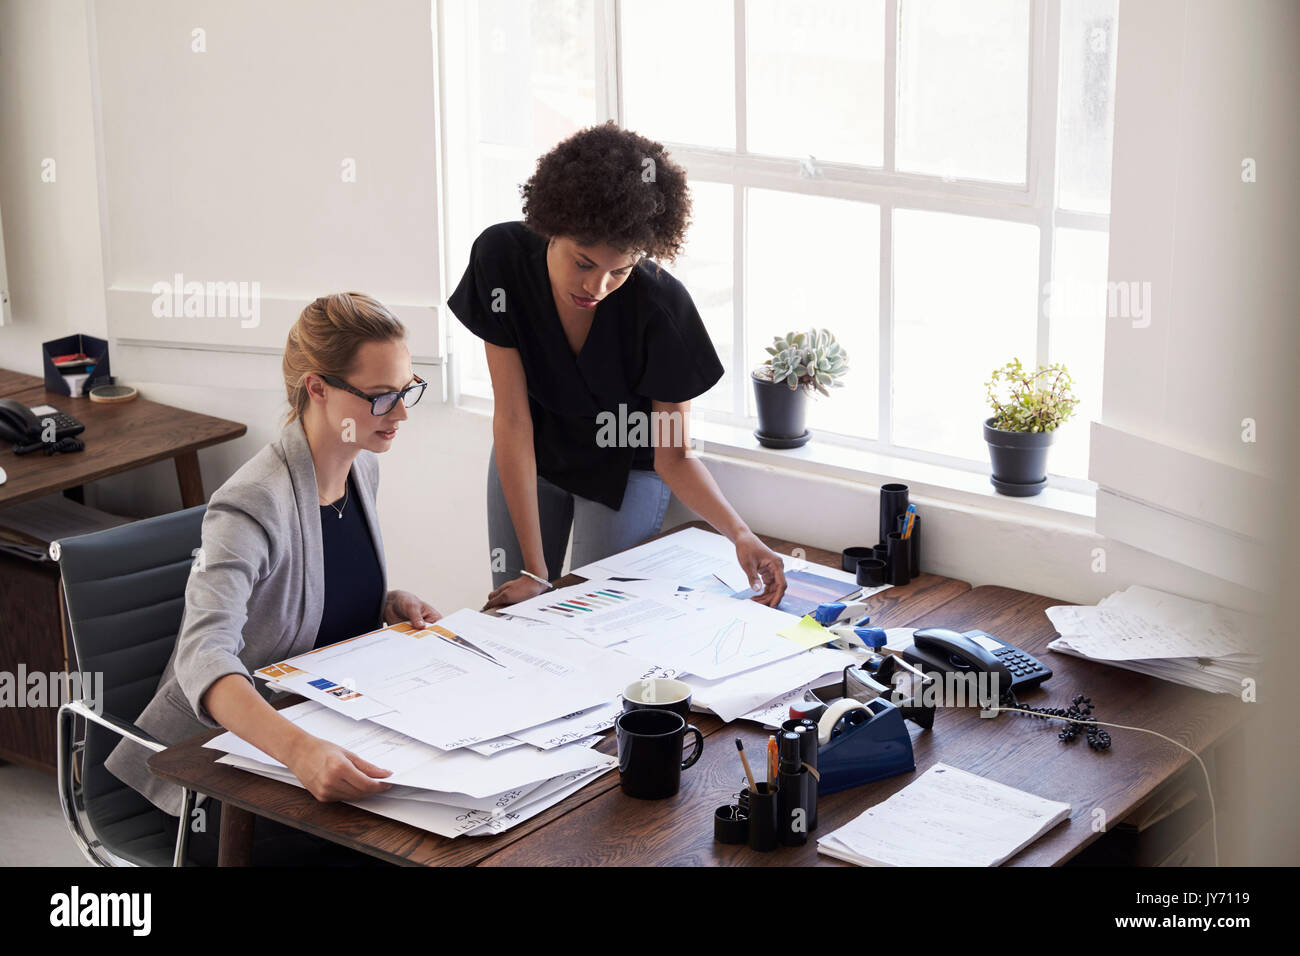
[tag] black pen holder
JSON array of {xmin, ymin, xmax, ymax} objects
[
  {"xmin": 856, "ymin": 558, "xmax": 887, "ymax": 587},
  {"xmin": 894, "ymin": 513, "xmax": 921, "ymax": 578},
  {"xmin": 780, "ymin": 718, "xmax": 820, "ymax": 832},
  {"xmin": 879, "ymin": 483, "xmax": 909, "ymax": 547},
  {"xmin": 841, "ymin": 546, "xmax": 873, "ymax": 573},
  {"xmin": 743, "ymin": 782, "xmax": 779, "ymax": 852},
  {"xmin": 714, "ymin": 805, "xmax": 748, "ymax": 845},
  {"xmin": 886, "ymin": 532, "xmax": 911, "ymax": 587},
  {"xmin": 777, "ymin": 769, "xmax": 813, "ymax": 846}
]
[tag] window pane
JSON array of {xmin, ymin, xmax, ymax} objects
[
  {"xmin": 1057, "ymin": 0, "xmax": 1119, "ymax": 212},
  {"xmin": 893, "ymin": 209, "xmax": 1038, "ymax": 459},
  {"xmin": 746, "ymin": 0, "xmax": 885, "ymax": 165},
  {"xmin": 475, "ymin": 0, "xmax": 596, "ymax": 147},
  {"xmin": 622, "ymin": 0, "xmax": 734, "ymax": 148},
  {"xmin": 445, "ymin": 0, "xmax": 597, "ymax": 397},
  {"xmin": 747, "ymin": 190, "xmax": 879, "ymax": 440},
  {"xmin": 1046, "ymin": 227, "xmax": 1108, "ymax": 479},
  {"xmin": 896, "ymin": 0, "xmax": 1030, "ymax": 184},
  {"xmin": 668, "ymin": 182, "xmax": 734, "ymax": 413}
]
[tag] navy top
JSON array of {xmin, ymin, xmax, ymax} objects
[
  {"xmin": 447, "ymin": 221, "xmax": 724, "ymax": 510},
  {"xmin": 314, "ymin": 473, "xmax": 385, "ymax": 649}
]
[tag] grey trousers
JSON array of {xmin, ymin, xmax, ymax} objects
[{"xmin": 486, "ymin": 446, "xmax": 672, "ymax": 588}]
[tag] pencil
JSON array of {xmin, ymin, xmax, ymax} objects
[
  {"xmin": 736, "ymin": 738, "xmax": 758, "ymax": 794},
  {"xmin": 767, "ymin": 735, "xmax": 778, "ymax": 787}
]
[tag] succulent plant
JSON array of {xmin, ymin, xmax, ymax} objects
[
  {"xmin": 754, "ymin": 328, "xmax": 849, "ymax": 396},
  {"xmin": 985, "ymin": 358, "xmax": 1079, "ymax": 433}
]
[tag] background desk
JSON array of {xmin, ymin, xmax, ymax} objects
[
  {"xmin": 0, "ymin": 367, "xmax": 246, "ymax": 769},
  {"xmin": 148, "ymin": 522, "xmax": 1248, "ymax": 867},
  {"xmin": 0, "ymin": 369, "xmax": 245, "ymax": 510}
]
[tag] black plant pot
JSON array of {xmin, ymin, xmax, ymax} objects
[
  {"xmin": 983, "ymin": 417, "xmax": 1054, "ymax": 496},
  {"xmin": 753, "ymin": 374, "xmax": 810, "ymax": 448}
]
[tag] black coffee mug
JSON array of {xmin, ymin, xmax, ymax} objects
[{"xmin": 616, "ymin": 708, "xmax": 704, "ymax": 799}]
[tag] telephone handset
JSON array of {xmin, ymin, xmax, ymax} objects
[
  {"xmin": 900, "ymin": 626, "xmax": 1052, "ymax": 699},
  {"xmin": 0, "ymin": 399, "xmax": 86, "ymax": 446}
]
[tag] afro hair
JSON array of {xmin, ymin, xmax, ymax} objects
[{"xmin": 520, "ymin": 121, "xmax": 692, "ymax": 262}]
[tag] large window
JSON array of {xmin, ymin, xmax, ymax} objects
[{"xmin": 440, "ymin": 0, "xmax": 1118, "ymax": 486}]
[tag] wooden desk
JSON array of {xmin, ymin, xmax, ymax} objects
[
  {"xmin": 0, "ymin": 368, "xmax": 246, "ymax": 769},
  {"xmin": 0, "ymin": 368, "xmax": 42, "ymax": 398},
  {"xmin": 147, "ymin": 525, "xmax": 971, "ymax": 865},
  {"xmin": 145, "ymin": 522, "xmax": 1250, "ymax": 867},
  {"xmin": 482, "ymin": 584, "xmax": 1248, "ymax": 866},
  {"xmin": 0, "ymin": 376, "xmax": 246, "ymax": 510}
]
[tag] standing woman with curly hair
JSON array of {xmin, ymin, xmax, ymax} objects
[{"xmin": 449, "ymin": 122, "xmax": 788, "ymax": 610}]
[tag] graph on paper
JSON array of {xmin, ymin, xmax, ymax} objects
[
  {"xmin": 618, "ymin": 599, "xmax": 807, "ymax": 682},
  {"xmin": 691, "ymin": 618, "xmax": 768, "ymax": 668},
  {"xmin": 504, "ymin": 579, "xmax": 693, "ymax": 647},
  {"xmin": 532, "ymin": 587, "xmax": 634, "ymax": 619}
]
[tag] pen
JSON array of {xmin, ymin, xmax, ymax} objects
[
  {"xmin": 736, "ymin": 738, "xmax": 758, "ymax": 795},
  {"xmin": 519, "ymin": 569, "xmax": 554, "ymax": 590},
  {"xmin": 902, "ymin": 504, "xmax": 917, "ymax": 539},
  {"xmin": 767, "ymin": 734, "xmax": 778, "ymax": 787}
]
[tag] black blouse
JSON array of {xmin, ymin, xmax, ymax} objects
[
  {"xmin": 448, "ymin": 221, "xmax": 724, "ymax": 510},
  {"xmin": 314, "ymin": 473, "xmax": 385, "ymax": 649}
]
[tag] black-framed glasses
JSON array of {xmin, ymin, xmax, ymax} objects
[{"xmin": 319, "ymin": 373, "xmax": 426, "ymax": 415}]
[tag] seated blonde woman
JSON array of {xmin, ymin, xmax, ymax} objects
[{"xmin": 106, "ymin": 292, "xmax": 439, "ymax": 864}]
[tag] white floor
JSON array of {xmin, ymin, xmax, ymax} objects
[{"xmin": 0, "ymin": 762, "xmax": 91, "ymax": 866}]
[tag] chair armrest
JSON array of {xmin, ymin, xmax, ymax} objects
[{"xmin": 60, "ymin": 699, "xmax": 166, "ymax": 754}]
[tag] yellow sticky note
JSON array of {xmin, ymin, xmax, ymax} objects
[{"xmin": 778, "ymin": 614, "xmax": 833, "ymax": 650}]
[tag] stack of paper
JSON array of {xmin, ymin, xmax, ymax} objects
[
  {"xmin": 817, "ymin": 764, "xmax": 1071, "ymax": 866},
  {"xmin": 1045, "ymin": 586, "xmax": 1259, "ymax": 694},
  {"xmin": 206, "ymin": 700, "xmax": 616, "ymax": 838}
]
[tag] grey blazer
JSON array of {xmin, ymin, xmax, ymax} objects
[{"xmin": 105, "ymin": 419, "xmax": 388, "ymax": 815}]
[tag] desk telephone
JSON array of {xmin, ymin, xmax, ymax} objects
[
  {"xmin": 899, "ymin": 626, "xmax": 1052, "ymax": 698},
  {"xmin": 0, "ymin": 399, "xmax": 85, "ymax": 450}
]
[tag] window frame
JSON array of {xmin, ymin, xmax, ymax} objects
[{"xmin": 440, "ymin": 0, "xmax": 1113, "ymax": 495}]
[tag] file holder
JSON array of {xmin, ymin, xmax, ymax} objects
[{"xmin": 42, "ymin": 333, "xmax": 112, "ymax": 396}]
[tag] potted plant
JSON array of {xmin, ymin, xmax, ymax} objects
[
  {"xmin": 752, "ymin": 328, "xmax": 849, "ymax": 448},
  {"xmin": 983, "ymin": 358, "xmax": 1079, "ymax": 496}
]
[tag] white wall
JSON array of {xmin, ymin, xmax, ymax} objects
[
  {"xmin": 1090, "ymin": 0, "xmax": 1299, "ymax": 590},
  {"xmin": 92, "ymin": 0, "xmax": 442, "ymax": 356},
  {"xmin": 1103, "ymin": 0, "xmax": 1296, "ymax": 476},
  {"xmin": 0, "ymin": 0, "xmax": 495, "ymax": 613},
  {"xmin": 0, "ymin": 0, "xmax": 109, "ymax": 359}
]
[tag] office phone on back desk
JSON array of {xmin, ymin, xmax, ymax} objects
[{"xmin": 0, "ymin": 399, "xmax": 86, "ymax": 453}]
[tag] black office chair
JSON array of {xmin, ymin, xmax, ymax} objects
[{"xmin": 55, "ymin": 506, "xmax": 206, "ymax": 867}]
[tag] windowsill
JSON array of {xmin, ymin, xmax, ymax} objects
[
  {"xmin": 689, "ymin": 420, "xmax": 1096, "ymax": 531},
  {"xmin": 452, "ymin": 392, "xmax": 1096, "ymax": 530}
]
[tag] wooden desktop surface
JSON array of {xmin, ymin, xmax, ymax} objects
[
  {"xmin": 0, "ymin": 370, "xmax": 246, "ymax": 510},
  {"xmin": 147, "ymin": 521, "xmax": 1249, "ymax": 866},
  {"xmin": 483, "ymin": 583, "xmax": 1248, "ymax": 866},
  {"xmin": 147, "ymin": 525, "xmax": 971, "ymax": 865}
]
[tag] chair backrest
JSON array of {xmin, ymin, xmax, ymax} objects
[{"xmin": 57, "ymin": 506, "xmax": 205, "ymax": 819}]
